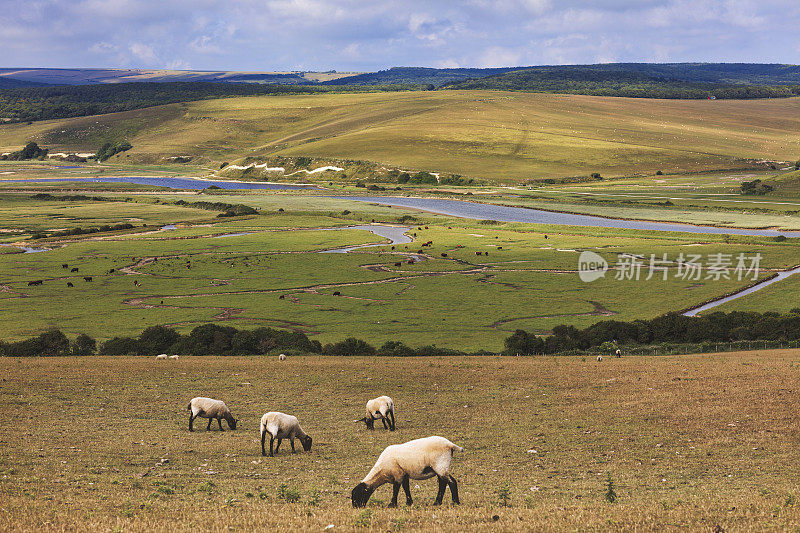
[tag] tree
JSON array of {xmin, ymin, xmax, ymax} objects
[
  {"xmin": 504, "ymin": 329, "xmax": 545, "ymax": 355},
  {"xmin": 71, "ymin": 333, "xmax": 97, "ymax": 356},
  {"xmin": 323, "ymin": 337, "xmax": 376, "ymax": 356},
  {"xmin": 138, "ymin": 325, "xmax": 180, "ymax": 355}
]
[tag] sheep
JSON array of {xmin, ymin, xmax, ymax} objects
[
  {"xmin": 169, "ymin": 354, "xmax": 179, "ymax": 360},
  {"xmin": 187, "ymin": 397, "xmax": 238, "ymax": 432},
  {"xmin": 356, "ymin": 395, "xmax": 395, "ymax": 431},
  {"xmin": 351, "ymin": 436, "xmax": 463, "ymax": 508},
  {"xmin": 615, "ymin": 349, "xmax": 621, "ymax": 358},
  {"xmin": 279, "ymin": 353, "xmax": 287, "ymax": 361},
  {"xmin": 597, "ymin": 355, "xmax": 603, "ymax": 362},
  {"xmin": 260, "ymin": 412, "xmax": 312, "ymax": 456},
  {"xmin": 155, "ymin": 354, "xmax": 168, "ymax": 360}
]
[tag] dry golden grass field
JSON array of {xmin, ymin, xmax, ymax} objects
[
  {"xmin": 3, "ymin": 350, "xmax": 800, "ymax": 531},
  {"xmin": 3, "ymin": 91, "xmax": 799, "ymax": 181}
]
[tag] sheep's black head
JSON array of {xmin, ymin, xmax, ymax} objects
[
  {"xmin": 301, "ymin": 435, "xmax": 312, "ymax": 452},
  {"xmin": 365, "ymin": 417, "xmax": 375, "ymax": 430},
  {"xmin": 351, "ymin": 482, "xmax": 373, "ymax": 508},
  {"xmin": 226, "ymin": 416, "xmax": 238, "ymax": 430}
]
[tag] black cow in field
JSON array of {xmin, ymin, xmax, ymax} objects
[
  {"xmin": 71, "ymin": 267, "xmax": 79, "ymax": 272},
  {"xmin": 108, "ymin": 268, "xmax": 115, "ymax": 273},
  {"xmin": 61, "ymin": 264, "xmax": 68, "ymax": 269},
  {"xmin": 441, "ymin": 253, "xmax": 448, "ymax": 257},
  {"xmin": 83, "ymin": 276, "xmax": 93, "ymax": 282},
  {"xmin": 27, "ymin": 280, "xmax": 43, "ymax": 286},
  {"xmin": 279, "ymin": 295, "xmax": 286, "ymax": 300},
  {"xmin": 394, "ymin": 262, "xmax": 402, "ymax": 267},
  {"xmin": 497, "ymin": 246, "xmax": 502, "ymax": 250},
  {"xmin": 333, "ymin": 291, "xmax": 341, "ymax": 296},
  {"xmin": 407, "ymin": 259, "xmax": 415, "ymax": 264},
  {"xmin": 476, "ymin": 251, "xmax": 482, "ymax": 256},
  {"xmin": 66, "ymin": 282, "xmax": 73, "ymax": 287}
]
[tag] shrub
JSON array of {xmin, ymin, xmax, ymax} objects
[
  {"xmin": 323, "ymin": 337, "xmax": 376, "ymax": 356},
  {"xmin": 604, "ymin": 473, "xmax": 617, "ymax": 503}
]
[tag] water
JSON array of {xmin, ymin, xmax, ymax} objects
[
  {"xmin": 0, "ymin": 176, "xmax": 316, "ymax": 190},
  {"xmin": 320, "ymin": 225, "xmax": 412, "ymax": 253},
  {"xmin": 213, "ymin": 232, "xmax": 254, "ymax": 238},
  {"xmin": 683, "ymin": 266, "xmax": 800, "ymax": 316},
  {"xmin": 330, "ymin": 196, "xmax": 800, "ymax": 238},
  {"xmin": 0, "ymin": 244, "xmax": 50, "ymax": 253}
]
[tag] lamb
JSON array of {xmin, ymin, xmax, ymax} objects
[
  {"xmin": 155, "ymin": 353, "xmax": 168, "ymax": 360},
  {"xmin": 260, "ymin": 411, "xmax": 312, "ymax": 456},
  {"xmin": 279, "ymin": 353, "xmax": 287, "ymax": 361},
  {"xmin": 351, "ymin": 436, "xmax": 462, "ymax": 508},
  {"xmin": 169, "ymin": 354, "xmax": 179, "ymax": 360},
  {"xmin": 187, "ymin": 397, "xmax": 238, "ymax": 432},
  {"xmin": 356, "ymin": 395, "xmax": 395, "ymax": 431}
]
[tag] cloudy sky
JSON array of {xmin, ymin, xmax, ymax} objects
[{"xmin": 2, "ymin": 0, "xmax": 798, "ymax": 71}]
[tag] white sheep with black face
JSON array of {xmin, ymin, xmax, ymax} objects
[
  {"xmin": 355, "ymin": 395, "xmax": 395, "ymax": 431},
  {"xmin": 260, "ymin": 411, "xmax": 312, "ymax": 457},
  {"xmin": 187, "ymin": 397, "xmax": 238, "ymax": 432},
  {"xmin": 351, "ymin": 436, "xmax": 463, "ymax": 508}
]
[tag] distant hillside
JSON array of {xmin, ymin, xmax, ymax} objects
[
  {"xmin": 0, "ymin": 68, "xmax": 362, "ymax": 86},
  {"xmin": 321, "ymin": 66, "xmax": 526, "ymax": 87},
  {"xmin": 444, "ymin": 63, "xmax": 800, "ymax": 99},
  {"xmin": 0, "ymin": 77, "xmax": 50, "ymax": 89},
  {"xmin": 0, "ymin": 81, "xmax": 424, "ymax": 123}
]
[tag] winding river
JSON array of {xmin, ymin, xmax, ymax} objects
[{"xmin": 0, "ymin": 176, "xmax": 315, "ymax": 190}]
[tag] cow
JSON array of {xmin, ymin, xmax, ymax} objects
[
  {"xmin": 441, "ymin": 253, "xmax": 448, "ymax": 257},
  {"xmin": 27, "ymin": 280, "xmax": 43, "ymax": 286},
  {"xmin": 476, "ymin": 251, "xmax": 482, "ymax": 256},
  {"xmin": 71, "ymin": 267, "xmax": 79, "ymax": 272},
  {"xmin": 66, "ymin": 282, "xmax": 74, "ymax": 287},
  {"xmin": 61, "ymin": 264, "xmax": 69, "ymax": 269},
  {"xmin": 83, "ymin": 276, "xmax": 93, "ymax": 282},
  {"xmin": 333, "ymin": 291, "xmax": 341, "ymax": 296},
  {"xmin": 394, "ymin": 262, "xmax": 402, "ymax": 267}
]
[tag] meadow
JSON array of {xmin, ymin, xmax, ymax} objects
[
  {"xmin": 2, "ymin": 190, "xmax": 799, "ymax": 348},
  {"xmin": 3, "ymin": 352, "xmax": 800, "ymax": 531},
  {"xmin": 2, "ymin": 91, "xmax": 800, "ymax": 181}
]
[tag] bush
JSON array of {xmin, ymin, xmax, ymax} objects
[
  {"xmin": 71, "ymin": 334, "xmax": 97, "ymax": 356},
  {"xmin": 138, "ymin": 326, "xmax": 180, "ymax": 355},
  {"xmin": 0, "ymin": 329, "xmax": 70, "ymax": 357},
  {"xmin": 5, "ymin": 141, "xmax": 48, "ymax": 161},
  {"xmin": 323, "ymin": 337, "xmax": 376, "ymax": 356},
  {"xmin": 100, "ymin": 336, "xmax": 140, "ymax": 355}
]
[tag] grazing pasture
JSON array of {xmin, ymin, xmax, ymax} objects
[
  {"xmin": 2, "ymin": 352, "xmax": 800, "ymax": 531},
  {"xmin": 1, "ymin": 193, "xmax": 798, "ymax": 347}
]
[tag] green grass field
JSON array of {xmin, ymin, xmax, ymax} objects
[
  {"xmin": 1, "ymin": 191, "xmax": 798, "ymax": 347},
  {"xmin": 3, "ymin": 91, "xmax": 799, "ymax": 182},
  {"xmin": 3, "ymin": 352, "xmax": 800, "ymax": 531}
]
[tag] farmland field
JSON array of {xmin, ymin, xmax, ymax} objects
[
  {"xmin": 3, "ymin": 352, "xmax": 800, "ymax": 531},
  {"xmin": 2, "ymin": 91, "xmax": 800, "ymax": 181},
  {"xmin": 1, "ymin": 190, "xmax": 799, "ymax": 347}
]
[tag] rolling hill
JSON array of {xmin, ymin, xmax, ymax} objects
[{"xmin": 3, "ymin": 90, "xmax": 798, "ymax": 182}]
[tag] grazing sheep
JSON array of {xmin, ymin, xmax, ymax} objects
[
  {"xmin": 260, "ymin": 412, "xmax": 312, "ymax": 456},
  {"xmin": 279, "ymin": 353, "xmax": 287, "ymax": 361},
  {"xmin": 155, "ymin": 354, "xmax": 168, "ymax": 360},
  {"xmin": 169, "ymin": 354, "xmax": 179, "ymax": 360},
  {"xmin": 356, "ymin": 395, "xmax": 395, "ymax": 431},
  {"xmin": 597, "ymin": 355, "xmax": 603, "ymax": 362},
  {"xmin": 351, "ymin": 436, "xmax": 462, "ymax": 508},
  {"xmin": 187, "ymin": 397, "xmax": 238, "ymax": 432},
  {"xmin": 615, "ymin": 349, "xmax": 621, "ymax": 358}
]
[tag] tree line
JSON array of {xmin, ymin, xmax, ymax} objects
[
  {"xmin": 0, "ymin": 81, "xmax": 425, "ymax": 123},
  {"xmin": 3, "ymin": 310, "xmax": 800, "ymax": 357}
]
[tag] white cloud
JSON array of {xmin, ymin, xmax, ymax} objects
[{"xmin": 129, "ymin": 42, "xmax": 158, "ymax": 63}]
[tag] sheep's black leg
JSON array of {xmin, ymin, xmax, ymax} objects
[
  {"xmin": 381, "ymin": 417, "xmax": 389, "ymax": 430},
  {"xmin": 189, "ymin": 414, "xmax": 195, "ymax": 432},
  {"xmin": 389, "ymin": 410, "xmax": 396, "ymax": 431},
  {"xmin": 290, "ymin": 438, "xmax": 296, "ymax": 453},
  {"xmin": 388, "ymin": 482, "xmax": 400, "ymax": 508},
  {"xmin": 448, "ymin": 475, "xmax": 460, "ymax": 505},
  {"xmin": 206, "ymin": 418, "xmax": 212, "ymax": 431},
  {"xmin": 269, "ymin": 437, "xmax": 275, "ymax": 457},
  {"xmin": 402, "ymin": 475, "xmax": 413, "ymax": 506},
  {"xmin": 217, "ymin": 418, "xmax": 224, "ymax": 431},
  {"xmin": 261, "ymin": 431, "xmax": 267, "ymax": 456},
  {"xmin": 434, "ymin": 476, "xmax": 447, "ymax": 505},
  {"xmin": 275, "ymin": 438, "xmax": 282, "ymax": 454}
]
